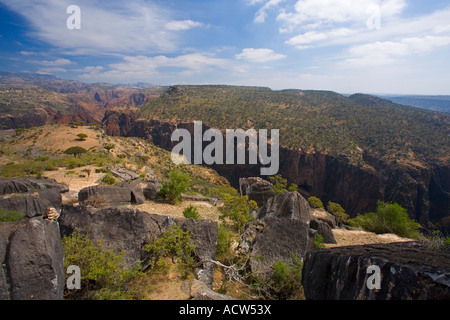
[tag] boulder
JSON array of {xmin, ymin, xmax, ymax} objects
[
  {"xmin": 0, "ymin": 178, "xmax": 68, "ymax": 195},
  {"xmin": 3, "ymin": 219, "xmax": 65, "ymax": 300},
  {"xmin": 175, "ymin": 217, "xmax": 219, "ymax": 285},
  {"xmin": 0, "ymin": 221, "xmax": 27, "ymax": 300},
  {"xmin": 239, "ymin": 177, "xmax": 275, "ymax": 208},
  {"xmin": 0, "ymin": 194, "xmax": 46, "ymax": 218},
  {"xmin": 59, "ymin": 206, "xmax": 218, "ymax": 286},
  {"xmin": 240, "ymin": 218, "xmax": 316, "ymax": 277},
  {"xmin": 302, "ymin": 242, "xmax": 450, "ymax": 300},
  {"xmin": 310, "ymin": 219, "xmax": 337, "ymax": 244},
  {"xmin": 105, "ymin": 165, "xmax": 140, "ymax": 181},
  {"xmin": 310, "ymin": 207, "xmax": 337, "ymax": 229},
  {"xmin": 78, "ymin": 185, "xmax": 133, "ymax": 207},
  {"xmin": 257, "ymin": 191, "xmax": 311, "ymax": 224},
  {"xmin": 185, "ymin": 279, "xmax": 237, "ymax": 300}
]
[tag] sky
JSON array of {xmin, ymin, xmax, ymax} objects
[{"xmin": 0, "ymin": 0, "xmax": 450, "ymax": 94}]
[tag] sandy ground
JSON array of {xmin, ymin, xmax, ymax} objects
[{"xmin": 326, "ymin": 228, "xmax": 413, "ymax": 248}]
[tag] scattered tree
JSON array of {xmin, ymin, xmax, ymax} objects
[
  {"xmin": 76, "ymin": 133, "xmax": 88, "ymax": 141},
  {"xmin": 64, "ymin": 146, "xmax": 87, "ymax": 157}
]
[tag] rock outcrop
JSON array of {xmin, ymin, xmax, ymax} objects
[
  {"xmin": 59, "ymin": 205, "xmax": 218, "ymax": 286},
  {"xmin": 239, "ymin": 177, "xmax": 276, "ymax": 209},
  {"xmin": 302, "ymin": 242, "xmax": 450, "ymax": 300},
  {"xmin": 239, "ymin": 191, "xmax": 317, "ymax": 277},
  {"xmin": 0, "ymin": 178, "xmax": 67, "ymax": 219},
  {"xmin": 0, "ymin": 219, "xmax": 65, "ymax": 300}
]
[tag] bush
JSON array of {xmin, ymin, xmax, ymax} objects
[
  {"xmin": 144, "ymin": 225, "xmax": 196, "ymax": 278},
  {"xmin": 268, "ymin": 174, "xmax": 288, "ymax": 194},
  {"xmin": 182, "ymin": 205, "xmax": 201, "ymax": 220},
  {"xmin": 327, "ymin": 201, "xmax": 349, "ymax": 226},
  {"xmin": 0, "ymin": 208, "xmax": 25, "ymax": 222},
  {"xmin": 158, "ymin": 169, "xmax": 191, "ymax": 205},
  {"xmin": 216, "ymin": 224, "xmax": 236, "ymax": 263},
  {"xmin": 350, "ymin": 201, "xmax": 421, "ymax": 239},
  {"xmin": 307, "ymin": 196, "xmax": 324, "ymax": 209},
  {"xmin": 254, "ymin": 256, "xmax": 304, "ymax": 300},
  {"xmin": 102, "ymin": 173, "xmax": 116, "ymax": 185},
  {"xmin": 219, "ymin": 193, "xmax": 257, "ymax": 233},
  {"xmin": 62, "ymin": 231, "xmax": 141, "ymax": 300},
  {"xmin": 313, "ymin": 234, "xmax": 326, "ymax": 249}
]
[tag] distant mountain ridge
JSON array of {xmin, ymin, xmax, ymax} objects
[
  {"xmin": 0, "ymin": 71, "xmax": 163, "ymax": 127},
  {"xmin": 379, "ymin": 94, "xmax": 450, "ymax": 114}
]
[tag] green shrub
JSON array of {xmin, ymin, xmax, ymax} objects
[
  {"xmin": 182, "ymin": 205, "xmax": 201, "ymax": 220},
  {"xmin": 255, "ymin": 255, "xmax": 304, "ymax": 300},
  {"xmin": 307, "ymin": 196, "xmax": 324, "ymax": 209},
  {"xmin": 268, "ymin": 174, "xmax": 288, "ymax": 194},
  {"xmin": 350, "ymin": 201, "xmax": 421, "ymax": 239},
  {"xmin": 313, "ymin": 234, "xmax": 326, "ymax": 249},
  {"xmin": 102, "ymin": 173, "xmax": 116, "ymax": 185},
  {"xmin": 62, "ymin": 231, "xmax": 142, "ymax": 300},
  {"xmin": 158, "ymin": 169, "xmax": 191, "ymax": 205},
  {"xmin": 219, "ymin": 193, "xmax": 257, "ymax": 233},
  {"xmin": 0, "ymin": 208, "xmax": 25, "ymax": 222},
  {"xmin": 288, "ymin": 184, "xmax": 298, "ymax": 192},
  {"xmin": 216, "ymin": 224, "xmax": 236, "ymax": 263},
  {"xmin": 144, "ymin": 225, "xmax": 196, "ymax": 278}
]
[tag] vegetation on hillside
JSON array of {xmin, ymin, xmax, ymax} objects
[{"xmin": 141, "ymin": 85, "xmax": 450, "ymax": 165}]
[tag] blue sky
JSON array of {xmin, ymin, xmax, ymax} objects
[{"xmin": 1, "ymin": 0, "xmax": 450, "ymax": 94}]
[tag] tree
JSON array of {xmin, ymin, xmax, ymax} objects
[
  {"xmin": 64, "ymin": 146, "xmax": 87, "ymax": 157},
  {"xmin": 219, "ymin": 193, "xmax": 257, "ymax": 233},
  {"xmin": 158, "ymin": 169, "xmax": 191, "ymax": 205},
  {"xmin": 268, "ymin": 174, "xmax": 288, "ymax": 194},
  {"xmin": 77, "ymin": 133, "xmax": 88, "ymax": 141},
  {"xmin": 327, "ymin": 201, "xmax": 349, "ymax": 226}
]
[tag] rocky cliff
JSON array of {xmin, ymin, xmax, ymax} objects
[
  {"xmin": 302, "ymin": 242, "xmax": 450, "ymax": 300},
  {"xmin": 102, "ymin": 109, "xmax": 450, "ymax": 233}
]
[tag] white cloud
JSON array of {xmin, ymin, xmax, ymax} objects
[
  {"xmin": 36, "ymin": 67, "xmax": 67, "ymax": 74},
  {"xmin": 34, "ymin": 58, "xmax": 73, "ymax": 67},
  {"xmin": 235, "ymin": 48, "xmax": 286, "ymax": 63},
  {"xmin": 344, "ymin": 36, "xmax": 450, "ymax": 67},
  {"xmin": 253, "ymin": 0, "xmax": 285, "ymax": 23},
  {"xmin": 80, "ymin": 53, "xmax": 235, "ymax": 82},
  {"xmin": 277, "ymin": 0, "xmax": 406, "ymax": 30},
  {"xmin": 165, "ymin": 20, "xmax": 203, "ymax": 31},
  {"xmin": 0, "ymin": 0, "xmax": 193, "ymax": 55},
  {"xmin": 286, "ymin": 28, "xmax": 354, "ymax": 48}
]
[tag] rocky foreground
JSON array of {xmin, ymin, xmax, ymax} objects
[{"xmin": 0, "ymin": 177, "xmax": 449, "ymax": 300}]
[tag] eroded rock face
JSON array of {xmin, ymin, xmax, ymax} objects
[
  {"xmin": 302, "ymin": 242, "xmax": 450, "ymax": 300},
  {"xmin": 239, "ymin": 177, "xmax": 276, "ymax": 209},
  {"xmin": 257, "ymin": 191, "xmax": 311, "ymax": 223},
  {"xmin": 240, "ymin": 218, "xmax": 316, "ymax": 277}
]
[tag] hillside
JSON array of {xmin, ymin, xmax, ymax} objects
[
  {"xmin": 140, "ymin": 86, "xmax": 450, "ymax": 166},
  {"xmin": 100, "ymin": 85, "xmax": 450, "ymax": 233},
  {"xmin": 0, "ymin": 72, "xmax": 164, "ymax": 128}
]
